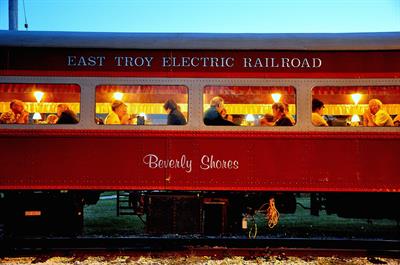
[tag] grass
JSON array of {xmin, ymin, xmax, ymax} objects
[{"xmin": 83, "ymin": 192, "xmax": 145, "ymax": 236}]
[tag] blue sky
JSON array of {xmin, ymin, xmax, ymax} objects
[{"xmin": 0, "ymin": 0, "xmax": 399, "ymax": 33}]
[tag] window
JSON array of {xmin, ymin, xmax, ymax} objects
[
  {"xmin": 0, "ymin": 83, "xmax": 80, "ymax": 125},
  {"xmin": 95, "ymin": 85, "xmax": 188, "ymax": 125},
  {"xmin": 312, "ymin": 86, "xmax": 400, "ymax": 127},
  {"xmin": 203, "ymin": 86, "xmax": 296, "ymax": 126}
]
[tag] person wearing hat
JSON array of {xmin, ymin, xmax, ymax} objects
[{"xmin": 105, "ymin": 100, "xmax": 132, "ymax": 125}]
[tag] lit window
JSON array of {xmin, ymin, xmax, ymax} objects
[
  {"xmin": 312, "ymin": 86, "xmax": 400, "ymax": 127},
  {"xmin": 203, "ymin": 86, "xmax": 296, "ymax": 126},
  {"xmin": 0, "ymin": 84, "xmax": 80, "ymax": 125},
  {"xmin": 95, "ymin": 85, "xmax": 188, "ymax": 125}
]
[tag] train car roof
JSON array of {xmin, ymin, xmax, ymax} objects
[{"xmin": 0, "ymin": 31, "xmax": 400, "ymax": 50}]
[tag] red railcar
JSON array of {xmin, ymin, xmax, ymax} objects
[{"xmin": 0, "ymin": 31, "xmax": 399, "ymax": 235}]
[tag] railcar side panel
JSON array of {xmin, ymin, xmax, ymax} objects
[{"xmin": 0, "ymin": 132, "xmax": 398, "ymax": 192}]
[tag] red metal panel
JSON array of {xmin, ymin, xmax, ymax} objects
[
  {"xmin": 1, "ymin": 48, "xmax": 400, "ymax": 78},
  {"xmin": 0, "ymin": 130, "xmax": 399, "ymax": 192},
  {"xmin": 251, "ymin": 137, "xmax": 399, "ymax": 192},
  {"xmin": 0, "ymin": 136, "xmax": 167, "ymax": 190}
]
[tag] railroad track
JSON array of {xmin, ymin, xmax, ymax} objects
[{"xmin": 1, "ymin": 236, "xmax": 400, "ymax": 258}]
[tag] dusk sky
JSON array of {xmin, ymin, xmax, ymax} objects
[{"xmin": 0, "ymin": 0, "xmax": 399, "ymax": 33}]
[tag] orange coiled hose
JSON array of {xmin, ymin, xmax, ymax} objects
[{"xmin": 266, "ymin": 197, "xmax": 280, "ymax": 228}]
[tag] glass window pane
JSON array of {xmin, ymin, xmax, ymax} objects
[
  {"xmin": 312, "ymin": 86, "xmax": 400, "ymax": 127},
  {"xmin": 0, "ymin": 83, "xmax": 80, "ymax": 125},
  {"xmin": 203, "ymin": 86, "xmax": 296, "ymax": 126},
  {"xmin": 96, "ymin": 85, "xmax": 188, "ymax": 126}
]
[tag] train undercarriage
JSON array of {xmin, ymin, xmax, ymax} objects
[{"xmin": 0, "ymin": 191, "xmax": 399, "ymax": 237}]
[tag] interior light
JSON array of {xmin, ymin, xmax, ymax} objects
[
  {"xmin": 33, "ymin": 112, "xmax": 42, "ymax": 120},
  {"xmin": 351, "ymin": 114, "xmax": 360, "ymax": 123},
  {"xmin": 34, "ymin": 91, "xmax": 44, "ymax": 103},
  {"xmin": 271, "ymin": 93, "xmax": 281, "ymax": 103},
  {"xmin": 245, "ymin": 114, "xmax": 255, "ymax": 122},
  {"xmin": 351, "ymin": 93, "xmax": 362, "ymax": 105},
  {"xmin": 113, "ymin": 92, "xmax": 124, "ymax": 101}
]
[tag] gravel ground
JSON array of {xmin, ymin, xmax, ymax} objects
[{"xmin": 0, "ymin": 256, "xmax": 399, "ymax": 265}]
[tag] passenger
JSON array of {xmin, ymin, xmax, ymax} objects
[
  {"xmin": 56, "ymin": 103, "xmax": 79, "ymax": 124},
  {"xmin": 363, "ymin": 99, "xmax": 394, "ymax": 127},
  {"xmin": 394, "ymin": 114, "xmax": 400, "ymax": 126},
  {"xmin": 104, "ymin": 100, "xmax": 132, "ymax": 125},
  {"xmin": 0, "ymin": 99, "xmax": 29, "ymax": 124},
  {"xmin": 260, "ymin": 113, "xmax": 275, "ymax": 126},
  {"xmin": 163, "ymin": 99, "xmax": 186, "ymax": 125},
  {"xmin": 312, "ymin": 98, "xmax": 328, "ymax": 127},
  {"xmin": 203, "ymin": 96, "xmax": 236, "ymax": 126},
  {"xmin": 45, "ymin": 114, "xmax": 58, "ymax": 124},
  {"xmin": 272, "ymin": 102, "xmax": 293, "ymax": 126},
  {"xmin": 0, "ymin": 111, "xmax": 16, "ymax": 124},
  {"xmin": 284, "ymin": 102, "xmax": 296, "ymax": 125}
]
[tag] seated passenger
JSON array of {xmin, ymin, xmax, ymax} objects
[
  {"xmin": 284, "ymin": 102, "xmax": 296, "ymax": 125},
  {"xmin": 394, "ymin": 114, "xmax": 400, "ymax": 126},
  {"xmin": 105, "ymin": 100, "xmax": 132, "ymax": 125},
  {"xmin": 203, "ymin": 96, "xmax": 236, "ymax": 126},
  {"xmin": 312, "ymin": 98, "xmax": 328, "ymax": 127},
  {"xmin": 272, "ymin": 102, "xmax": 293, "ymax": 126},
  {"xmin": 163, "ymin": 99, "xmax": 186, "ymax": 125},
  {"xmin": 0, "ymin": 99, "xmax": 29, "ymax": 124},
  {"xmin": 56, "ymin": 103, "xmax": 79, "ymax": 124},
  {"xmin": 45, "ymin": 114, "xmax": 58, "ymax": 124},
  {"xmin": 363, "ymin": 99, "xmax": 394, "ymax": 127},
  {"xmin": 0, "ymin": 112, "xmax": 15, "ymax": 124}
]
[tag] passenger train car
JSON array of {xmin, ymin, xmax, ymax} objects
[{"xmin": 0, "ymin": 31, "xmax": 399, "ymax": 235}]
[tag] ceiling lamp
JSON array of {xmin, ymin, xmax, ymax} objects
[
  {"xmin": 351, "ymin": 93, "xmax": 362, "ymax": 105},
  {"xmin": 271, "ymin": 93, "xmax": 281, "ymax": 103},
  {"xmin": 113, "ymin": 92, "xmax": 124, "ymax": 101},
  {"xmin": 34, "ymin": 91, "xmax": 44, "ymax": 103}
]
